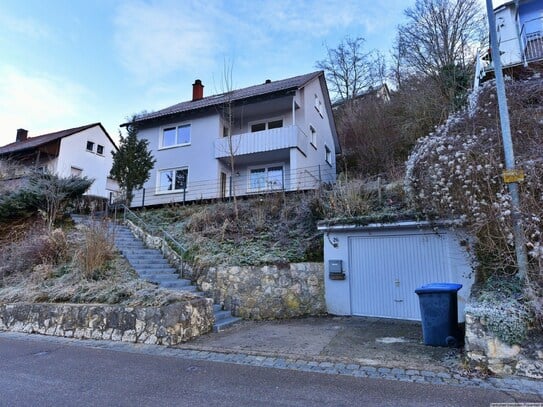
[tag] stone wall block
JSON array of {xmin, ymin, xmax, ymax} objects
[
  {"xmin": 465, "ymin": 309, "xmax": 541, "ymax": 379},
  {"xmin": 0, "ymin": 300, "xmax": 213, "ymax": 345}
]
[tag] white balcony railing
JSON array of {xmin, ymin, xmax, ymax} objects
[
  {"xmin": 520, "ymin": 17, "xmax": 543, "ymax": 63},
  {"xmin": 214, "ymin": 125, "xmax": 308, "ymax": 159}
]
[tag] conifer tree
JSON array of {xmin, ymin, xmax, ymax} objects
[{"xmin": 110, "ymin": 117, "xmax": 155, "ymax": 206}]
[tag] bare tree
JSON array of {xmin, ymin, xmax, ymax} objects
[
  {"xmin": 316, "ymin": 36, "xmax": 385, "ymax": 103},
  {"xmin": 218, "ymin": 59, "xmax": 239, "ymax": 219},
  {"xmin": 395, "ymin": 0, "xmax": 486, "ymax": 108}
]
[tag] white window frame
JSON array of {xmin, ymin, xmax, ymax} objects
[
  {"xmin": 309, "ymin": 125, "xmax": 317, "ymax": 149},
  {"xmin": 156, "ymin": 167, "xmax": 189, "ymax": 194},
  {"xmin": 96, "ymin": 144, "xmax": 104, "ymax": 155},
  {"xmin": 314, "ymin": 94, "xmax": 323, "ymax": 118},
  {"xmin": 159, "ymin": 123, "xmax": 191, "ymax": 149},
  {"xmin": 86, "ymin": 141, "xmax": 94, "ymax": 152},
  {"xmin": 248, "ymin": 163, "xmax": 285, "ymax": 192},
  {"xmin": 247, "ymin": 116, "xmax": 284, "ymax": 133},
  {"xmin": 325, "ymin": 145, "xmax": 332, "ymax": 166}
]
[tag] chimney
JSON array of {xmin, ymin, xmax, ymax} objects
[
  {"xmin": 265, "ymin": 79, "xmax": 271, "ymax": 84},
  {"xmin": 16, "ymin": 128, "xmax": 28, "ymax": 142},
  {"xmin": 192, "ymin": 79, "xmax": 204, "ymax": 101}
]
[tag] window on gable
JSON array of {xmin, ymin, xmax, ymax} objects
[
  {"xmin": 314, "ymin": 95, "xmax": 323, "ymax": 118},
  {"xmin": 161, "ymin": 124, "xmax": 191, "ymax": 148},
  {"xmin": 325, "ymin": 145, "xmax": 332, "ymax": 165},
  {"xmin": 250, "ymin": 119, "xmax": 283, "ymax": 132},
  {"xmin": 309, "ymin": 125, "xmax": 317, "ymax": 148},
  {"xmin": 96, "ymin": 145, "xmax": 104, "ymax": 155},
  {"xmin": 71, "ymin": 166, "xmax": 83, "ymax": 177},
  {"xmin": 86, "ymin": 141, "xmax": 94, "ymax": 152},
  {"xmin": 249, "ymin": 165, "xmax": 284, "ymax": 192},
  {"xmin": 158, "ymin": 168, "xmax": 188, "ymax": 193}
]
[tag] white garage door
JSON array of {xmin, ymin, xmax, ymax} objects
[{"xmin": 348, "ymin": 233, "xmax": 451, "ymax": 320}]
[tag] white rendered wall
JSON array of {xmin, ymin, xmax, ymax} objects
[{"xmin": 55, "ymin": 126, "xmax": 117, "ymax": 199}]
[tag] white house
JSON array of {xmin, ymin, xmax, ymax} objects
[
  {"xmin": 127, "ymin": 71, "xmax": 340, "ymax": 207},
  {"xmin": 477, "ymin": 0, "xmax": 543, "ymax": 81},
  {"xmin": 0, "ymin": 123, "xmax": 119, "ymax": 200}
]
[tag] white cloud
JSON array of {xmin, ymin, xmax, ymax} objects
[
  {"xmin": 114, "ymin": 0, "xmax": 219, "ymax": 83},
  {"xmin": 0, "ymin": 66, "xmax": 93, "ymax": 145}
]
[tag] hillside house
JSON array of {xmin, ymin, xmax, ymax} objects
[
  {"xmin": 476, "ymin": 0, "xmax": 543, "ymax": 84},
  {"xmin": 0, "ymin": 123, "xmax": 119, "ymax": 200},
  {"xmin": 127, "ymin": 71, "xmax": 340, "ymax": 207}
]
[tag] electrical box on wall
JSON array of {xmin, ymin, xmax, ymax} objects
[{"xmin": 328, "ymin": 260, "xmax": 345, "ymax": 280}]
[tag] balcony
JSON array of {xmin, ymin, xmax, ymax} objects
[{"xmin": 214, "ymin": 125, "xmax": 308, "ymax": 160}]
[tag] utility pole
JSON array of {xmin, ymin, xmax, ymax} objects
[{"xmin": 485, "ymin": 0, "xmax": 528, "ymax": 280}]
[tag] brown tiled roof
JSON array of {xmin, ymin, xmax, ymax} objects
[
  {"xmin": 131, "ymin": 71, "xmax": 323, "ymax": 125},
  {"xmin": 0, "ymin": 123, "xmax": 115, "ymax": 155}
]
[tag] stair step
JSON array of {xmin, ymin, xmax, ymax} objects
[
  {"xmin": 213, "ymin": 304, "xmax": 222, "ymax": 313},
  {"xmin": 131, "ymin": 262, "xmax": 172, "ymax": 268},
  {"xmin": 213, "ymin": 316, "xmax": 241, "ymax": 333},
  {"xmin": 214, "ymin": 310, "xmax": 233, "ymax": 322},
  {"xmin": 135, "ymin": 266, "xmax": 178, "ymax": 274},
  {"xmin": 167, "ymin": 284, "xmax": 199, "ymax": 293},
  {"xmin": 140, "ymin": 273, "xmax": 180, "ymax": 281},
  {"xmin": 159, "ymin": 279, "xmax": 192, "ymax": 288}
]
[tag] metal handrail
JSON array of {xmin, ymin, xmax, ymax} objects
[{"xmin": 113, "ymin": 203, "xmax": 187, "ymax": 256}]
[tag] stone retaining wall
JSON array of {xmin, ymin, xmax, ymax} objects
[
  {"xmin": 0, "ymin": 297, "xmax": 214, "ymax": 346},
  {"xmin": 465, "ymin": 311, "xmax": 543, "ymax": 379},
  {"xmin": 197, "ymin": 263, "xmax": 325, "ymax": 320}
]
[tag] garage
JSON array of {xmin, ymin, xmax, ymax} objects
[{"xmin": 318, "ymin": 221, "xmax": 474, "ymax": 322}]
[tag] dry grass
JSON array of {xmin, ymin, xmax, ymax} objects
[
  {"xmin": 74, "ymin": 221, "xmax": 116, "ymax": 279},
  {"xmin": 0, "ymin": 219, "xmax": 197, "ymax": 306}
]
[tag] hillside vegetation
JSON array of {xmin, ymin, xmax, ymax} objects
[
  {"xmin": 406, "ymin": 76, "xmax": 543, "ymax": 336},
  {"xmin": 136, "ymin": 182, "xmax": 406, "ymax": 270}
]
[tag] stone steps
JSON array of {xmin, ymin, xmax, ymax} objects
[
  {"xmin": 73, "ymin": 214, "xmax": 241, "ymax": 332},
  {"xmin": 109, "ymin": 221, "xmax": 241, "ymax": 332}
]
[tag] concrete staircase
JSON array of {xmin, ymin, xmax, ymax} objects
[{"xmin": 72, "ymin": 215, "xmax": 240, "ymax": 332}]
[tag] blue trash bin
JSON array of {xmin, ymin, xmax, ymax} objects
[{"xmin": 415, "ymin": 283, "xmax": 462, "ymax": 347}]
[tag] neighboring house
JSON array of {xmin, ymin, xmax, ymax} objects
[
  {"xmin": 0, "ymin": 123, "xmax": 119, "ymax": 200},
  {"xmin": 127, "ymin": 71, "xmax": 340, "ymax": 207},
  {"xmin": 331, "ymin": 83, "xmax": 391, "ymax": 110},
  {"xmin": 476, "ymin": 0, "xmax": 543, "ymax": 85}
]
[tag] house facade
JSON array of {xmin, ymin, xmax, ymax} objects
[
  {"xmin": 0, "ymin": 123, "xmax": 119, "ymax": 200},
  {"xmin": 477, "ymin": 0, "xmax": 543, "ymax": 83},
  {"xmin": 129, "ymin": 71, "xmax": 340, "ymax": 207}
]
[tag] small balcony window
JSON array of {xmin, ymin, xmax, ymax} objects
[{"xmin": 250, "ymin": 118, "xmax": 283, "ymax": 132}]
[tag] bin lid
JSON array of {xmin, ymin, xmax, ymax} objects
[{"xmin": 415, "ymin": 283, "xmax": 462, "ymax": 294}]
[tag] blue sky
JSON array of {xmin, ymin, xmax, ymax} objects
[{"xmin": 0, "ymin": 0, "xmax": 503, "ymax": 146}]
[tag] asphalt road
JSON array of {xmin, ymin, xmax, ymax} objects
[{"xmin": 0, "ymin": 335, "xmax": 540, "ymax": 407}]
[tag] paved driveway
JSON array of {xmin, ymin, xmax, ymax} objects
[{"xmin": 178, "ymin": 316, "xmax": 460, "ymax": 372}]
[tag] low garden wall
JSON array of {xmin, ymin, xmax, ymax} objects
[
  {"xmin": 197, "ymin": 263, "xmax": 325, "ymax": 320},
  {"xmin": 0, "ymin": 297, "xmax": 214, "ymax": 346},
  {"xmin": 464, "ymin": 310, "xmax": 543, "ymax": 379}
]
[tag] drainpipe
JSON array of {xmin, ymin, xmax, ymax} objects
[
  {"xmin": 292, "ymin": 97, "xmax": 296, "ymax": 127},
  {"xmin": 513, "ymin": 0, "xmax": 528, "ymax": 67}
]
